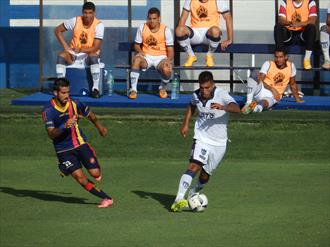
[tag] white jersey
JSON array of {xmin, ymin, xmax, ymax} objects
[{"xmin": 191, "ymin": 87, "xmax": 237, "ymax": 146}]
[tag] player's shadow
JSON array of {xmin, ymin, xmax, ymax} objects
[
  {"xmin": 132, "ymin": 190, "xmax": 174, "ymax": 211},
  {"xmin": 0, "ymin": 186, "xmax": 95, "ymax": 205}
]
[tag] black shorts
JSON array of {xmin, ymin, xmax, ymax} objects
[{"xmin": 57, "ymin": 143, "xmax": 100, "ymax": 176}]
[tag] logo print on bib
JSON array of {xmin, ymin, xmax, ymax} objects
[{"xmin": 196, "ymin": 6, "xmax": 208, "ymax": 19}]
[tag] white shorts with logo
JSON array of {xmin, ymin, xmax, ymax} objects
[
  {"xmin": 190, "ymin": 28, "xmax": 212, "ymax": 45},
  {"xmin": 189, "ymin": 139, "xmax": 227, "ymax": 175},
  {"xmin": 142, "ymin": 54, "xmax": 167, "ymax": 70}
]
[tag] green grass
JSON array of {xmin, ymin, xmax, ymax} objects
[{"xmin": 0, "ymin": 89, "xmax": 329, "ymax": 247}]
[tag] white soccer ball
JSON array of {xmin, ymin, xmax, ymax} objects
[{"xmin": 188, "ymin": 193, "xmax": 208, "ymax": 212}]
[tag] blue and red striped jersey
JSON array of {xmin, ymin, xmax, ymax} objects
[{"xmin": 42, "ymin": 98, "xmax": 90, "ymax": 153}]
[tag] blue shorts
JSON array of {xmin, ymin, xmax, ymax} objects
[{"xmin": 57, "ymin": 143, "xmax": 100, "ymax": 176}]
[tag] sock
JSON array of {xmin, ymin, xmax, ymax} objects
[
  {"xmin": 56, "ymin": 64, "xmax": 66, "ymax": 78},
  {"xmin": 174, "ymin": 172, "xmax": 194, "ymax": 201},
  {"xmin": 159, "ymin": 77, "xmax": 170, "ymax": 90},
  {"xmin": 206, "ymin": 34, "xmax": 221, "ymax": 55},
  {"xmin": 320, "ymin": 31, "xmax": 330, "ymax": 62},
  {"xmin": 84, "ymin": 181, "xmax": 111, "ymax": 199},
  {"xmin": 130, "ymin": 70, "xmax": 140, "ymax": 92},
  {"xmin": 304, "ymin": 50, "xmax": 312, "ymax": 60},
  {"xmin": 90, "ymin": 64, "xmax": 100, "ymax": 91},
  {"xmin": 246, "ymin": 77, "xmax": 259, "ymax": 103},
  {"xmin": 253, "ymin": 104, "xmax": 263, "ymax": 113},
  {"xmin": 189, "ymin": 180, "xmax": 207, "ymax": 195},
  {"xmin": 177, "ymin": 35, "xmax": 195, "ymax": 57}
]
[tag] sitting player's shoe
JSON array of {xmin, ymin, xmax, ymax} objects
[
  {"xmin": 98, "ymin": 198, "xmax": 113, "ymax": 208},
  {"xmin": 241, "ymin": 101, "xmax": 257, "ymax": 114},
  {"xmin": 322, "ymin": 61, "xmax": 330, "ymax": 70},
  {"xmin": 205, "ymin": 54, "xmax": 215, "ymax": 67},
  {"xmin": 92, "ymin": 89, "xmax": 100, "ymax": 98},
  {"xmin": 184, "ymin": 56, "xmax": 197, "ymax": 67},
  {"xmin": 171, "ymin": 199, "xmax": 188, "ymax": 212},
  {"xmin": 159, "ymin": 89, "xmax": 168, "ymax": 99},
  {"xmin": 128, "ymin": 90, "xmax": 137, "ymax": 99},
  {"xmin": 303, "ymin": 59, "xmax": 312, "ymax": 70}
]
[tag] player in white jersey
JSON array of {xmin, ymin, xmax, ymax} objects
[
  {"xmin": 171, "ymin": 71, "xmax": 240, "ymax": 212},
  {"xmin": 320, "ymin": 4, "xmax": 330, "ymax": 70}
]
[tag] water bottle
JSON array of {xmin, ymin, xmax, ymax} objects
[
  {"xmin": 171, "ymin": 72, "xmax": 180, "ymax": 100},
  {"xmin": 107, "ymin": 70, "xmax": 114, "ymax": 96}
]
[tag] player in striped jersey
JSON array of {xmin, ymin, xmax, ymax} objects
[{"xmin": 42, "ymin": 78, "xmax": 113, "ymax": 208}]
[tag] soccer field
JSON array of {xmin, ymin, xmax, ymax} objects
[{"xmin": 0, "ymin": 89, "xmax": 329, "ymax": 247}]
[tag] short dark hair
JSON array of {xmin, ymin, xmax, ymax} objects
[
  {"xmin": 148, "ymin": 7, "xmax": 160, "ymax": 17},
  {"xmin": 53, "ymin": 78, "xmax": 70, "ymax": 91},
  {"xmin": 83, "ymin": 1, "xmax": 95, "ymax": 12},
  {"xmin": 275, "ymin": 47, "xmax": 287, "ymax": 55},
  {"xmin": 199, "ymin": 71, "xmax": 214, "ymax": 84}
]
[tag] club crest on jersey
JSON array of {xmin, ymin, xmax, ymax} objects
[
  {"xmin": 273, "ymin": 72, "xmax": 285, "ymax": 84},
  {"xmin": 79, "ymin": 31, "xmax": 88, "ymax": 45},
  {"xmin": 90, "ymin": 157, "xmax": 95, "ymax": 164},
  {"xmin": 192, "ymin": 98, "xmax": 200, "ymax": 105},
  {"xmin": 197, "ymin": 5, "xmax": 208, "ymax": 19},
  {"xmin": 146, "ymin": 35, "xmax": 158, "ymax": 47},
  {"xmin": 291, "ymin": 12, "xmax": 301, "ymax": 23}
]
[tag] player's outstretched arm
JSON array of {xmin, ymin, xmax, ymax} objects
[
  {"xmin": 289, "ymin": 77, "xmax": 304, "ymax": 103},
  {"xmin": 46, "ymin": 116, "xmax": 77, "ymax": 140},
  {"xmin": 180, "ymin": 104, "xmax": 195, "ymax": 138},
  {"xmin": 54, "ymin": 23, "xmax": 71, "ymax": 52},
  {"xmin": 88, "ymin": 111, "xmax": 107, "ymax": 137},
  {"xmin": 211, "ymin": 102, "xmax": 240, "ymax": 113}
]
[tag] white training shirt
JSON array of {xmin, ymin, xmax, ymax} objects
[
  {"xmin": 64, "ymin": 17, "xmax": 105, "ymax": 40},
  {"xmin": 191, "ymin": 87, "xmax": 237, "ymax": 146},
  {"xmin": 260, "ymin": 61, "xmax": 297, "ymax": 77},
  {"xmin": 134, "ymin": 24, "xmax": 174, "ymax": 46},
  {"xmin": 183, "ymin": 0, "xmax": 230, "ymax": 14}
]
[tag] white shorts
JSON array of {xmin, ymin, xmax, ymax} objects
[
  {"xmin": 190, "ymin": 28, "xmax": 212, "ymax": 45},
  {"xmin": 254, "ymin": 83, "xmax": 278, "ymax": 108},
  {"xmin": 189, "ymin": 139, "xmax": 227, "ymax": 175},
  {"xmin": 142, "ymin": 54, "xmax": 167, "ymax": 70}
]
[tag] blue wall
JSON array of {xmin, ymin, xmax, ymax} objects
[{"xmin": 0, "ymin": 0, "xmax": 160, "ymax": 88}]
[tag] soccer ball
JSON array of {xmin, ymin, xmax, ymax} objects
[{"xmin": 188, "ymin": 193, "xmax": 208, "ymax": 212}]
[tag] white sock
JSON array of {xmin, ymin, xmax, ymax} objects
[
  {"xmin": 189, "ymin": 181, "xmax": 206, "ymax": 196},
  {"xmin": 246, "ymin": 77, "xmax": 259, "ymax": 103},
  {"xmin": 207, "ymin": 39, "xmax": 220, "ymax": 55},
  {"xmin": 304, "ymin": 50, "xmax": 312, "ymax": 60},
  {"xmin": 130, "ymin": 71, "xmax": 140, "ymax": 92},
  {"xmin": 320, "ymin": 31, "xmax": 330, "ymax": 62},
  {"xmin": 159, "ymin": 77, "xmax": 170, "ymax": 90},
  {"xmin": 90, "ymin": 64, "xmax": 100, "ymax": 91},
  {"xmin": 178, "ymin": 38, "xmax": 195, "ymax": 57},
  {"xmin": 253, "ymin": 104, "xmax": 263, "ymax": 113},
  {"xmin": 56, "ymin": 64, "xmax": 66, "ymax": 78},
  {"xmin": 175, "ymin": 174, "xmax": 193, "ymax": 201}
]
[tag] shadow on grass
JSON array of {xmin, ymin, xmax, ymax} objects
[
  {"xmin": 132, "ymin": 190, "xmax": 175, "ymax": 211},
  {"xmin": 0, "ymin": 186, "xmax": 95, "ymax": 205}
]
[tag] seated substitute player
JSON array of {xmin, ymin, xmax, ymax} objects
[
  {"xmin": 54, "ymin": 1, "xmax": 104, "ymax": 98},
  {"xmin": 171, "ymin": 71, "xmax": 240, "ymax": 212},
  {"xmin": 242, "ymin": 49, "xmax": 304, "ymax": 114},
  {"xmin": 320, "ymin": 4, "xmax": 330, "ymax": 70},
  {"xmin": 42, "ymin": 78, "xmax": 113, "ymax": 208},
  {"xmin": 274, "ymin": 0, "xmax": 318, "ymax": 70},
  {"xmin": 176, "ymin": 0, "xmax": 233, "ymax": 67},
  {"xmin": 128, "ymin": 7, "xmax": 174, "ymax": 100}
]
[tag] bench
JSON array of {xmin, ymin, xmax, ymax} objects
[{"xmin": 115, "ymin": 42, "xmax": 324, "ymax": 95}]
